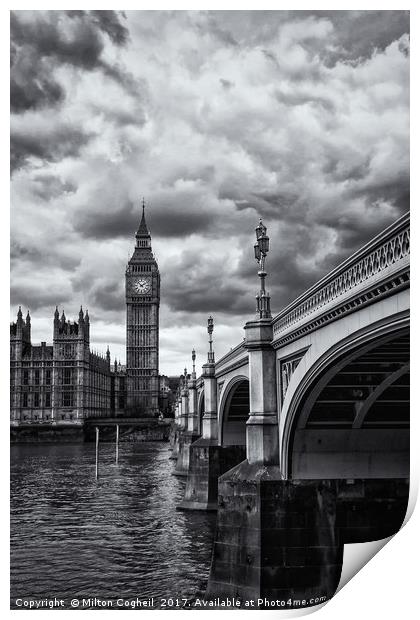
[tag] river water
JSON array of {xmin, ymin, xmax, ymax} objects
[{"xmin": 10, "ymin": 442, "xmax": 216, "ymax": 609}]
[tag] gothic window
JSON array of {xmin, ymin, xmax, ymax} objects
[
  {"xmin": 23, "ymin": 370, "xmax": 28, "ymax": 385},
  {"xmin": 45, "ymin": 393, "xmax": 51, "ymax": 407},
  {"xmin": 34, "ymin": 393, "xmax": 40, "ymax": 407},
  {"xmin": 22, "ymin": 393, "xmax": 28, "ymax": 407},
  {"xmin": 35, "ymin": 370, "xmax": 40, "ymax": 385},
  {"xmin": 63, "ymin": 391, "xmax": 74, "ymax": 407},
  {"xmin": 63, "ymin": 368, "xmax": 72, "ymax": 385},
  {"xmin": 46, "ymin": 370, "xmax": 51, "ymax": 385}
]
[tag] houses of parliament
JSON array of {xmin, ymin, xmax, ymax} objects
[{"xmin": 10, "ymin": 203, "xmax": 169, "ymax": 425}]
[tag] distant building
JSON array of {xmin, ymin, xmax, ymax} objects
[
  {"xmin": 10, "ymin": 201, "xmax": 164, "ymax": 425},
  {"xmin": 10, "ymin": 306, "xmax": 126, "ymax": 425},
  {"xmin": 159, "ymin": 375, "xmax": 180, "ymax": 417}
]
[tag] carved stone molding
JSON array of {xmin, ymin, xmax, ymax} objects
[
  {"xmin": 272, "ymin": 216, "xmax": 410, "ymax": 347},
  {"xmin": 280, "ymin": 352, "xmax": 307, "ymax": 405}
]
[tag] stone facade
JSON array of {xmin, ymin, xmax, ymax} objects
[{"xmin": 10, "ymin": 306, "xmax": 126, "ymax": 425}]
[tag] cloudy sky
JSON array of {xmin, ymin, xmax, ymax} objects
[{"xmin": 10, "ymin": 10, "xmax": 410, "ymax": 375}]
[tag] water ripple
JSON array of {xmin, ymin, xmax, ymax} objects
[{"xmin": 11, "ymin": 442, "xmax": 216, "ymax": 608}]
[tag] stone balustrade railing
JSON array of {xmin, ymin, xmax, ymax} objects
[{"xmin": 272, "ymin": 213, "xmax": 410, "ymax": 342}]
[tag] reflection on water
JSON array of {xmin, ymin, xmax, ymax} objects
[{"xmin": 10, "ymin": 442, "xmax": 216, "ymax": 608}]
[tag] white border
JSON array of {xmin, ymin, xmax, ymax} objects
[{"xmin": 3, "ymin": 3, "xmax": 417, "ymax": 619}]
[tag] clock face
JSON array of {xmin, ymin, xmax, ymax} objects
[{"xmin": 133, "ymin": 277, "xmax": 151, "ymax": 294}]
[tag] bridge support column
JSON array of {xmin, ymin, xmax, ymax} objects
[
  {"xmin": 178, "ymin": 360, "xmax": 245, "ymax": 510},
  {"xmin": 174, "ymin": 359, "xmax": 201, "ymax": 476},
  {"xmin": 245, "ymin": 318, "xmax": 278, "ymax": 465},
  {"xmin": 169, "ymin": 396, "xmax": 183, "ymax": 460},
  {"xmin": 174, "ymin": 371, "xmax": 191, "ymax": 476},
  {"xmin": 206, "ymin": 472, "xmax": 408, "ymax": 606}
]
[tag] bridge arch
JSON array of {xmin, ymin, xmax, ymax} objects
[
  {"xmin": 218, "ymin": 375, "xmax": 249, "ymax": 447},
  {"xmin": 280, "ymin": 315, "xmax": 409, "ymax": 479}
]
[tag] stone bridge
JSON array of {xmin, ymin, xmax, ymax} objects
[{"xmin": 170, "ymin": 212, "xmax": 409, "ymax": 606}]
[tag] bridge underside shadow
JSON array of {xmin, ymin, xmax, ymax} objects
[
  {"xmin": 291, "ymin": 331, "xmax": 409, "ymax": 479},
  {"xmin": 206, "ymin": 330, "xmax": 409, "ymax": 606},
  {"xmin": 221, "ymin": 379, "xmax": 249, "ymax": 447}
]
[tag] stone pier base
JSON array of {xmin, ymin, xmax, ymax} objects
[
  {"xmin": 173, "ymin": 431, "xmax": 200, "ymax": 477},
  {"xmin": 177, "ymin": 439, "xmax": 246, "ymax": 511},
  {"xmin": 169, "ymin": 428, "xmax": 181, "ymax": 460},
  {"xmin": 206, "ymin": 461, "xmax": 409, "ymax": 607},
  {"xmin": 169, "ymin": 423, "xmax": 176, "ymax": 448}
]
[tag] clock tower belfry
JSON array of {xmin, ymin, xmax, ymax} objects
[{"xmin": 125, "ymin": 200, "xmax": 160, "ymax": 417}]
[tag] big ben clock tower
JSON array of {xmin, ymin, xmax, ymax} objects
[{"xmin": 125, "ymin": 200, "xmax": 160, "ymax": 416}]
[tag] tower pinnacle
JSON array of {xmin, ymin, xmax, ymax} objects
[{"xmin": 136, "ymin": 198, "xmax": 150, "ymax": 238}]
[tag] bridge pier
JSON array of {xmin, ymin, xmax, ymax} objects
[
  {"xmin": 206, "ymin": 467, "xmax": 408, "ymax": 606},
  {"xmin": 174, "ymin": 369, "xmax": 192, "ymax": 476},
  {"xmin": 174, "ymin": 360, "xmax": 202, "ymax": 476},
  {"xmin": 178, "ymin": 346, "xmax": 246, "ymax": 510},
  {"xmin": 169, "ymin": 396, "xmax": 182, "ymax": 460}
]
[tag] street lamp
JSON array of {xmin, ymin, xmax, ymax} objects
[
  {"xmin": 254, "ymin": 218, "xmax": 271, "ymax": 319},
  {"xmin": 207, "ymin": 316, "xmax": 215, "ymax": 363}
]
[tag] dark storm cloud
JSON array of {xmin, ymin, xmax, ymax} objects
[
  {"xmin": 10, "ymin": 10, "xmax": 130, "ymax": 113},
  {"xmin": 163, "ymin": 267, "xmax": 252, "ymax": 316},
  {"xmin": 11, "ymin": 123, "xmax": 92, "ymax": 172},
  {"xmin": 200, "ymin": 13, "xmax": 238, "ymax": 47},
  {"xmin": 10, "ymin": 52, "xmax": 65, "ymax": 113},
  {"xmin": 11, "ymin": 239, "xmax": 81, "ymax": 271},
  {"xmin": 88, "ymin": 10, "xmax": 129, "ymax": 46},
  {"xmin": 32, "ymin": 174, "xmax": 77, "ymax": 202},
  {"xmin": 312, "ymin": 10, "xmax": 410, "ymax": 64},
  {"xmin": 274, "ymin": 89, "xmax": 336, "ymax": 114},
  {"xmin": 210, "ymin": 10, "xmax": 409, "ymax": 64},
  {"xmin": 73, "ymin": 201, "xmax": 138, "ymax": 240},
  {"xmin": 10, "ymin": 10, "xmax": 410, "ymax": 372},
  {"xmin": 220, "ymin": 78, "xmax": 234, "ymax": 90},
  {"xmin": 71, "ymin": 269, "xmax": 126, "ymax": 319},
  {"xmin": 10, "ymin": 282, "xmax": 71, "ymax": 312},
  {"xmin": 347, "ymin": 179, "xmax": 410, "ymax": 215},
  {"xmin": 74, "ymin": 194, "xmax": 216, "ymax": 240},
  {"xmin": 91, "ymin": 282, "xmax": 125, "ymax": 314},
  {"xmin": 150, "ymin": 209, "xmax": 215, "ymax": 238}
]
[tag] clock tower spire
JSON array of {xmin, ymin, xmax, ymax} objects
[
  {"xmin": 136, "ymin": 198, "xmax": 151, "ymax": 244},
  {"xmin": 125, "ymin": 199, "xmax": 160, "ymax": 417}
]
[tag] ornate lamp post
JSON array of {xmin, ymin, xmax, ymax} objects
[
  {"xmin": 180, "ymin": 367, "xmax": 189, "ymax": 430},
  {"xmin": 254, "ymin": 218, "xmax": 271, "ymax": 319},
  {"xmin": 187, "ymin": 349, "xmax": 198, "ymax": 435},
  {"xmin": 207, "ymin": 316, "xmax": 215, "ymax": 363},
  {"xmin": 244, "ymin": 216, "xmax": 278, "ymax": 465}
]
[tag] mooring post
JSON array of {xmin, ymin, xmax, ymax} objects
[
  {"xmin": 95, "ymin": 426, "xmax": 99, "ymax": 479},
  {"xmin": 116, "ymin": 424, "xmax": 119, "ymax": 464}
]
